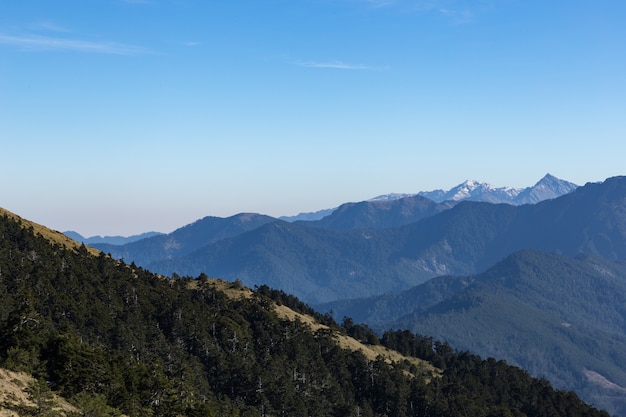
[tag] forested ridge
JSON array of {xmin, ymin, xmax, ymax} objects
[{"xmin": 0, "ymin": 212, "xmax": 609, "ymax": 416}]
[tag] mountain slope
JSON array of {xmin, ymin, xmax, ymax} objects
[
  {"xmin": 0, "ymin": 209, "xmax": 607, "ymax": 417},
  {"xmin": 395, "ymin": 175, "xmax": 626, "ymax": 274},
  {"xmin": 148, "ymin": 220, "xmax": 435, "ymax": 303},
  {"xmin": 321, "ymin": 250, "xmax": 626, "ymax": 416},
  {"xmin": 0, "ymin": 207, "xmax": 99, "ymax": 256},
  {"xmin": 514, "ymin": 173, "xmax": 579, "ymax": 204},
  {"xmin": 298, "ymin": 195, "xmax": 456, "ymax": 230}
]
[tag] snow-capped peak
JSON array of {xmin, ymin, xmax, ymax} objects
[{"xmin": 417, "ymin": 174, "xmax": 577, "ymax": 205}]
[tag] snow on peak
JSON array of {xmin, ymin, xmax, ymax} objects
[{"xmin": 418, "ymin": 174, "xmax": 577, "ymax": 205}]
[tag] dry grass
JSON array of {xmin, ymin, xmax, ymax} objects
[
  {"xmin": 0, "ymin": 368, "xmax": 30, "ymax": 417},
  {"xmin": 0, "ymin": 368, "xmax": 77, "ymax": 417},
  {"xmin": 0, "ymin": 207, "xmax": 99, "ymax": 256},
  {"xmin": 207, "ymin": 278, "xmax": 442, "ymax": 379}
]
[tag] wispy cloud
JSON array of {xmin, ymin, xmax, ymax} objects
[
  {"xmin": 438, "ymin": 7, "xmax": 474, "ymax": 23},
  {"xmin": 294, "ymin": 60, "xmax": 388, "ymax": 71},
  {"xmin": 356, "ymin": 0, "xmax": 394, "ymax": 8},
  {"xmin": 0, "ymin": 33, "xmax": 153, "ymax": 55},
  {"xmin": 351, "ymin": 0, "xmax": 479, "ymax": 22},
  {"xmin": 30, "ymin": 21, "xmax": 72, "ymax": 33}
]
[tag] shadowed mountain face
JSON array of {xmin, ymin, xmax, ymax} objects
[
  {"xmin": 318, "ymin": 250, "xmax": 626, "ymax": 416},
  {"xmin": 297, "ymin": 195, "xmax": 457, "ymax": 230}
]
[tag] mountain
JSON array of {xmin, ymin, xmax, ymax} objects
[
  {"xmin": 418, "ymin": 173, "xmax": 578, "ymax": 205},
  {"xmin": 1, "ymin": 208, "xmax": 606, "ymax": 417},
  {"xmin": 298, "ymin": 195, "xmax": 457, "ymax": 230},
  {"xmin": 319, "ymin": 250, "xmax": 626, "ymax": 416},
  {"xmin": 368, "ymin": 192, "xmax": 415, "ymax": 202},
  {"xmin": 63, "ymin": 230, "xmax": 164, "ymax": 245},
  {"xmin": 148, "ymin": 220, "xmax": 436, "ymax": 303},
  {"xmin": 419, "ymin": 179, "xmax": 522, "ymax": 204},
  {"xmin": 144, "ymin": 176, "xmax": 626, "ymax": 304},
  {"xmin": 92, "ymin": 212, "xmax": 276, "ymax": 266},
  {"xmin": 280, "ymin": 174, "xmax": 577, "ymax": 223},
  {"xmin": 514, "ymin": 173, "xmax": 580, "ymax": 204},
  {"xmin": 279, "ymin": 207, "xmax": 336, "ymax": 222}
]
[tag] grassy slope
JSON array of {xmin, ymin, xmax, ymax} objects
[{"xmin": 0, "ymin": 208, "xmax": 99, "ymax": 256}]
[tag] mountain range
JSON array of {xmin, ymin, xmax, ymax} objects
[
  {"xmin": 417, "ymin": 173, "xmax": 578, "ymax": 205},
  {"xmin": 280, "ymin": 173, "xmax": 577, "ymax": 222},
  {"xmin": 93, "ymin": 175, "xmax": 620, "ymax": 306}
]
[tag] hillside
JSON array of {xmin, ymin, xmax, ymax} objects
[
  {"xmin": 320, "ymin": 250, "xmax": 626, "ymax": 416},
  {"xmin": 147, "ymin": 220, "xmax": 435, "ymax": 303},
  {"xmin": 0, "ymin": 209, "xmax": 609, "ymax": 416},
  {"xmin": 0, "ymin": 208, "xmax": 99, "ymax": 257}
]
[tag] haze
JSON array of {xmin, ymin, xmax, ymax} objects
[{"xmin": 1, "ymin": 1, "xmax": 625, "ymax": 236}]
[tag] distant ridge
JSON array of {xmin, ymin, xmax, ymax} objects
[
  {"xmin": 281, "ymin": 174, "xmax": 578, "ymax": 222},
  {"xmin": 64, "ymin": 230, "xmax": 164, "ymax": 246},
  {"xmin": 279, "ymin": 207, "xmax": 335, "ymax": 222},
  {"xmin": 298, "ymin": 195, "xmax": 456, "ymax": 230},
  {"xmin": 91, "ymin": 213, "xmax": 276, "ymax": 267},
  {"xmin": 418, "ymin": 173, "xmax": 578, "ymax": 205}
]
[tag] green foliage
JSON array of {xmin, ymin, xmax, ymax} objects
[
  {"xmin": 0, "ymin": 214, "xmax": 611, "ymax": 417},
  {"xmin": 25, "ymin": 377, "xmax": 60, "ymax": 416},
  {"xmin": 69, "ymin": 392, "xmax": 122, "ymax": 417},
  {"xmin": 327, "ymin": 250, "xmax": 626, "ymax": 416}
]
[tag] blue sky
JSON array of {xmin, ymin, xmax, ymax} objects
[{"xmin": 1, "ymin": 0, "xmax": 625, "ymax": 236}]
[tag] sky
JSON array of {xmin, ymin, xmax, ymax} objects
[{"xmin": 1, "ymin": 0, "xmax": 625, "ymax": 237}]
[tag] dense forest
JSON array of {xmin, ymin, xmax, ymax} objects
[{"xmin": 0, "ymin": 212, "xmax": 610, "ymax": 416}]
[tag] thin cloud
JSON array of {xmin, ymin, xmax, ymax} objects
[
  {"xmin": 352, "ymin": 0, "xmax": 481, "ymax": 22},
  {"xmin": 357, "ymin": 0, "xmax": 394, "ymax": 8},
  {"xmin": 31, "ymin": 21, "xmax": 72, "ymax": 33},
  {"xmin": 294, "ymin": 60, "xmax": 387, "ymax": 71},
  {"xmin": 0, "ymin": 33, "xmax": 153, "ymax": 55},
  {"xmin": 438, "ymin": 7, "xmax": 474, "ymax": 23}
]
